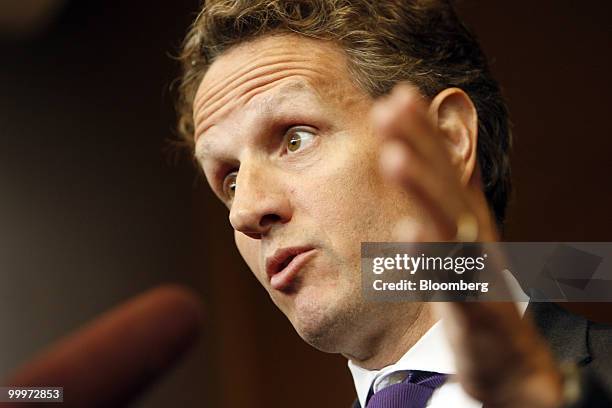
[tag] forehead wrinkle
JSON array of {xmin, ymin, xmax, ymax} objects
[
  {"xmin": 192, "ymin": 45, "xmax": 318, "ymax": 125},
  {"xmin": 194, "ymin": 64, "xmax": 327, "ymax": 141},
  {"xmin": 193, "ymin": 34, "xmax": 357, "ymax": 142},
  {"xmin": 193, "ymin": 37, "xmax": 347, "ymax": 141},
  {"xmin": 194, "ymin": 80, "xmax": 317, "ymax": 164},
  {"xmin": 193, "ymin": 57, "xmax": 313, "ymax": 126},
  {"xmin": 194, "ymin": 62, "xmax": 315, "ymax": 130},
  {"xmin": 194, "ymin": 50, "xmax": 309, "ymax": 115}
]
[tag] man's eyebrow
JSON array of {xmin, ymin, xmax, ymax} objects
[
  {"xmin": 277, "ymin": 80, "xmax": 309, "ymax": 93},
  {"xmin": 195, "ymin": 138, "xmax": 214, "ymax": 161},
  {"xmin": 246, "ymin": 80, "xmax": 314, "ymax": 116}
]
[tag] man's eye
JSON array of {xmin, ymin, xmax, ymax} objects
[
  {"xmin": 222, "ymin": 171, "xmax": 237, "ymax": 200},
  {"xmin": 286, "ymin": 127, "xmax": 315, "ymax": 153}
]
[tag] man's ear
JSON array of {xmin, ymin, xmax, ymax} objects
[{"xmin": 428, "ymin": 88, "xmax": 478, "ymax": 186}]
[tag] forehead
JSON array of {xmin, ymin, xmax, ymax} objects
[{"xmin": 192, "ymin": 33, "xmax": 360, "ymax": 145}]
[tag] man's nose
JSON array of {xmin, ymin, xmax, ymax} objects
[{"xmin": 228, "ymin": 160, "xmax": 292, "ymax": 239}]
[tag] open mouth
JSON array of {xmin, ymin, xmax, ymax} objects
[
  {"xmin": 277, "ymin": 254, "xmax": 297, "ymax": 273},
  {"xmin": 266, "ymin": 247, "xmax": 317, "ymax": 291}
]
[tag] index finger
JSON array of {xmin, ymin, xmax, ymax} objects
[{"xmin": 372, "ymin": 83, "xmax": 455, "ymax": 174}]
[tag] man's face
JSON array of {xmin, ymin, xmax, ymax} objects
[{"xmin": 193, "ymin": 34, "xmax": 419, "ymax": 351}]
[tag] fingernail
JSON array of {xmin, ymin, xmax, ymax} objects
[
  {"xmin": 380, "ymin": 141, "xmax": 408, "ymax": 177},
  {"xmin": 392, "ymin": 216, "xmax": 418, "ymax": 241},
  {"xmin": 371, "ymin": 101, "xmax": 392, "ymax": 134}
]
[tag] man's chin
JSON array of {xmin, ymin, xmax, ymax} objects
[{"xmin": 285, "ymin": 293, "xmax": 362, "ymax": 353}]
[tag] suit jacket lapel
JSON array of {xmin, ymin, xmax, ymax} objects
[{"xmin": 526, "ymin": 301, "xmax": 592, "ymax": 366}]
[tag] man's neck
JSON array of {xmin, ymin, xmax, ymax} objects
[{"xmin": 344, "ymin": 303, "xmax": 438, "ymax": 370}]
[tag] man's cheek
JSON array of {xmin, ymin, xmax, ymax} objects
[{"xmin": 234, "ymin": 231, "xmax": 263, "ymax": 280}]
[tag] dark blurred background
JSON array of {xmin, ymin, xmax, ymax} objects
[{"xmin": 0, "ymin": 0, "xmax": 610, "ymax": 407}]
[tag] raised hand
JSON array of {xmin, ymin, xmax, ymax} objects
[{"xmin": 372, "ymin": 84, "xmax": 563, "ymax": 408}]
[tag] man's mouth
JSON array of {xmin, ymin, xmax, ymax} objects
[{"xmin": 265, "ymin": 246, "xmax": 317, "ymax": 290}]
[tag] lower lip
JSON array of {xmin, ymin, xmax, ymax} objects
[{"xmin": 270, "ymin": 249, "xmax": 318, "ymax": 291}]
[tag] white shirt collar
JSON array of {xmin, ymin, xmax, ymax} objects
[
  {"xmin": 347, "ymin": 302, "xmax": 528, "ymax": 408},
  {"xmin": 348, "ymin": 320, "xmax": 454, "ymax": 408}
]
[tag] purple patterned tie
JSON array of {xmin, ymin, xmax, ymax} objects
[{"xmin": 365, "ymin": 370, "xmax": 448, "ymax": 408}]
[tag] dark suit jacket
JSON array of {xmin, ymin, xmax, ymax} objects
[{"xmin": 351, "ymin": 302, "xmax": 612, "ymax": 408}]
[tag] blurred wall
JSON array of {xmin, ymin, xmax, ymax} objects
[
  {"xmin": 0, "ymin": 1, "xmax": 610, "ymax": 407},
  {"xmin": 0, "ymin": 1, "xmax": 212, "ymax": 406},
  {"xmin": 460, "ymin": 1, "xmax": 612, "ymax": 242}
]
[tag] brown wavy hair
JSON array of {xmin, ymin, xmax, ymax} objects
[{"xmin": 177, "ymin": 0, "xmax": 512, "ymax": 225}]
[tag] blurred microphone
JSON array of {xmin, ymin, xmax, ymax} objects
[{"xmin": 3, "ymin": 285, "xmax": 203, "ymax": 407}]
